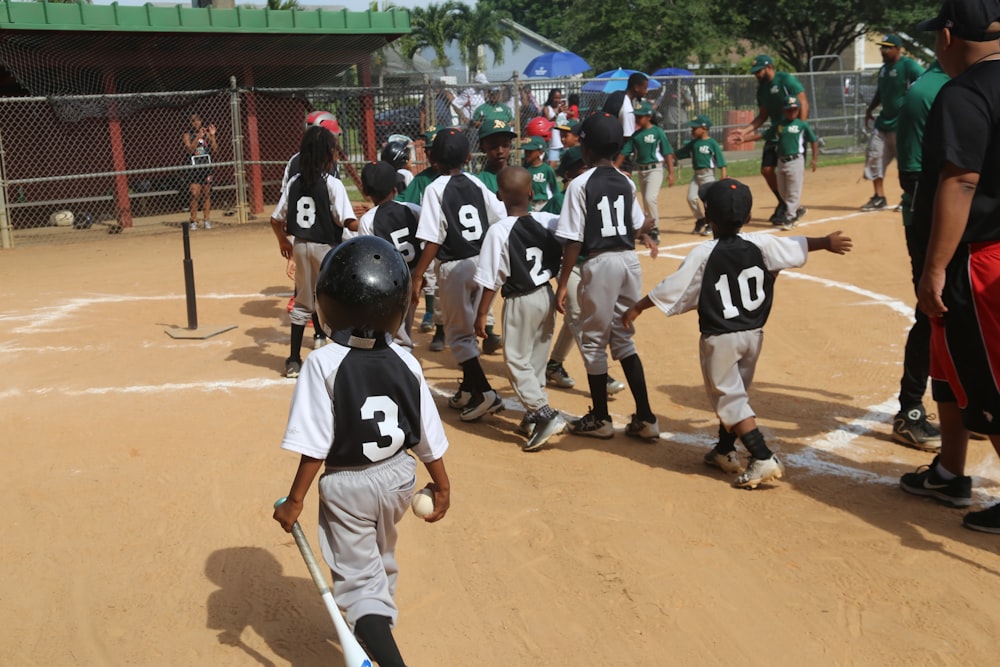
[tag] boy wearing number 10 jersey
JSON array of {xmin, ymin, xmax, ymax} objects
[
  {"xmin": 622, "ymin": 179, "xmax": 852, "ymax": 488},
  {"xmin": 554, "ymin": 112, "xmax": 661, "ymax": 441}
]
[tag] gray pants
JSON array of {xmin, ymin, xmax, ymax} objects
[
  {"xmin": 290, "ymin": 238, "xmax": 333, "ymax": 326},
  {"xmin": 776, "ymin": 156, "xmax": 805, "ymax": 220},
  {"xmin": 863, "ymin": 128, "xmax": 896, "ymax": 181},
  {"xmin": 550, "ymin": 265, "xmax": 582, "ymax": 363},
  {"xmin": 686, "ymin": 169, "xmax": 716, "ymax": 219},
  {"xmin": 501, "ymin": 284, "xmax": 555, "ymax": 412},
  {"xmin": 578, "ymin": 250, "xmax": 642, "ymax": 374},
  {"xmin": 699, "ymin": 329, "xmax": 763, "ymax": 428},
  {"xmin": 317, "ymin": 452, "xmax": 417, "ymax": 627},
  {"xmin": 438, "ymin": 257, "xmax": 482, "ymax": 363},
  {"xmin": 636, "ymin": 166, "xmax": 664, "ymax": 224}
]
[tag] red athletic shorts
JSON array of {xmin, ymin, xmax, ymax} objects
[{"xmin": 930, "ymin": 240, "xmax": 1000, "ymax": 434}]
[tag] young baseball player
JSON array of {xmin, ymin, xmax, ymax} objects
[
  {"xmin": 620, "ymin": 100, "xmax": 675, "ymax": 243},
  {"xmin": 269, "ymin": 125, "xmax": 358, "ymax": 379},
  {"xmin": 738, "ymin": 96, "xmax": 819, "ymax": 229},
  {"xmin": 521, "ymin": 136, "xmax": 562, "ymax": 212},
  {"xmin": 380, "ymin": 139, "xmax": 413, "ymax": 193},
  {"xmin": 555, "ymin": 112, "xmax": 660, "ymax": 441},
  {"xmin": 410, "ymin": 127, "xmax": 508, "ymax": 421},
  {"xmin": 622, "ymin": 179, "xmax": 852, "ymax": 488},
  {"xmin": 675, "ymin": 114, "xmax": 727, "ymax": 236},
  {"xmin": 358, "ymin": 161, "xmax": 422, "ymax": 348},
  {"xmin": 273, "ymin": 236, "xmax": 451, "ymax": 667},
  {"xmin": 474, "ymin": 166, "xmax": 567, "ymax": 452},
  {"xmin": 475, "ymin": 118, "xmax": 517, "ymax": 194}
]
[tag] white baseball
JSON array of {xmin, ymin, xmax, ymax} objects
[{"xmin": 411, "ymin": 488, "xmax": 434, "ymax": 518}]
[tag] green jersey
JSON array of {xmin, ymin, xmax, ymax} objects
[
  {"xmin": 472, "ymin": 103, "xmax": 514, "ymax": 127},
  {"xmin": 763, "ymin": 118, "xmax": 818, "ymax": 157},
  {"xmin": 874, "ymin": 56, "xmax": 924, "ymax": 132},
  {"xmin": 757, "ymin": 71, "xmax": 804, "ymax": 128},
  {"xmin": 895, "ymin": 61, "xmax": 948, "ymax": 173},
  {"xmin": 622, "ymin": 125, "xmax": 674, "ymax": 164},
  {"xmin": 396, "ymin": 167, "xmax": 437, "ymax": 204},
  {"xmin": 525, "ymin": 162, "xmax": 560, "ymax": 203},
  {"xmin": 476, "ymin": 168, "xmax": 500, "ymax": 194},
  {"xmin": 675, "ymin": 137, "xmax": 727, "ymax": 170}
]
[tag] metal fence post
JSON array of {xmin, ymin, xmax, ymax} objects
[{"xmin": 229, "ymin": 76, "xmax": 248, "ymax": 224}]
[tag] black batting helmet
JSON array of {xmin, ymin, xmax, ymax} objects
[
  {"xmin": 380, "ymin": 140, "xmax": 410, "ymax": 169},
  {"xmin": 316, "ymin": 236, "xmax": 411, "ymax": 337}
]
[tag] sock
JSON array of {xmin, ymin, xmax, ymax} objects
[
  {"xmin": 289, "ymin": 323, "xmax": 305, "ymax": 361},
  {"xmin": 620, "ymin": 354, "xmax": 653, "ymax": 421},
  {"xmin": 354, "ymin": 615, "xmax": 406, "ymax": 667},
  {"xmin": 423, "ymin": 295, "xmax": 434, "ymax": 321},
  {"xmin": 740, "ymin": 428, "xmax": 773, "ymax": 461},
  {"xmin": 587, "ymin": 373, "xmax": 610, "ymax": 420},
  {"xmin": 715, "ymin": 423, "xmax": 737, "ymax": 453},
  {"xmin": 433, "ymin": 324, "xmax": 444, "ymax": 338},
  {"xmin": 485, "ymin": 324, "xmax": 495, "ymax": 337},
  {"xmin": 311, "ymin": 312, "xmax": 326, "ymax": 339},
  {"xmin": 933, "ymin": 461, "xmax": 957, "ymax": 481},
  {"xmin": 460, "ymin": 358, "xmax": 491, "ymax": 394}
]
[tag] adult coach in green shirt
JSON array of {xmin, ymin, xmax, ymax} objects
[
  {"xmin": 736, "ymin": 54, "xmax": 809, "ymax": 224},
  {"xmin": 860, "ymin": 34, "xmax": 924, "ymax": 211}
]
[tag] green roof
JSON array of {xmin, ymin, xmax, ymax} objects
[{"xmin": 0, "ymin": 1, "xmax": 410, "ymax": 35}]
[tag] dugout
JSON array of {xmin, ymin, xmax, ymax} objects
[{"xmin": 0, "ymin": 0, "xmax": 409, "ymax": 240}]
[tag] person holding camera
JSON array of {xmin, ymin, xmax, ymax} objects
[
  {"xmin": 183, "ymin": 112, "xmax": 218, "ymax": 229},
  {"xmin": 542, "ymin": 89, "xmax": 567, "ymax": 167}
]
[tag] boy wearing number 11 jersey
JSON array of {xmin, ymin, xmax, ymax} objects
[{"xmin": 623, "ymin": 179, "xmax": 852, "ymax": 488}]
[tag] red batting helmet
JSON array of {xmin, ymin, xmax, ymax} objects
[
  {"xmin": 305, "ymin": 110, "xmax": 341, "ymax": 135},
  {"xmin": 525, "ymin": 116, "xmax": 554, "ymax": 142}
]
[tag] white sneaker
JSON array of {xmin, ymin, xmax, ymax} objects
[
  {"xmin": 607, "ymin": 376, "xmax": 626, "ymax": 395},
  {"xmin": 733, "ymin": 455, "xmax": 785, "ymax": 489},
  {"xmin": 448, "ymin": 389, "xmax": 472, "ymax": 410},
  {"xmin": 203, "ymin": 220, "xmax": 212, "ymax": 229},
  {"xmin": 459, "ymin": 390, "xmax": 503, "ymax": 422},
  {"xmin": 189, "ymin": 221, "xmax": 199, "ymax": 230},
  {"xmin": 625, "ymin": 414, "xmax": 659, "ymax": 441},
  {"xmin": 524, "ymin": 414, "xmax": 566, "ymax": 451},
  {"xmin": 704, "ymin": 448, "xmax": 744, "ymax": 474},
  {"xmin": 570, "ymin": 408, "xmax": 614, "ymax": 439}
]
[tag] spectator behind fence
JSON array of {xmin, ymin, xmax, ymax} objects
[{"xmin": 182, "ymin": 112, "xmax": 217, "ymax": 229}]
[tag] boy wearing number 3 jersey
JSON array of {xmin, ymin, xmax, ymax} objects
[
  {"xmin": 623, "ymin": 179, "xmax": 852, "ymax": 488},
  {"xmin": 411, "ymin": 128, "xmax": 508, "ymax": 421},
  {"xmin": 554, "ymin": 112, "xmax": 661, "ymax": 441}
]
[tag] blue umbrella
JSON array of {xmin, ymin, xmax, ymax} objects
[
  {"xmin": 581, "ymin": 68, "xmax": 661, "ymax": 93},
  {"xmin": 523, "ymin": 52, "xmax": 591, "ymax": 78},
  {"xmin": 652, "ymin": 67, "xmax": 695, "ymax": 78}
]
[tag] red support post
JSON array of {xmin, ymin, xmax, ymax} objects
[
  {"xmin": 357, "ymin": 59, "xmax": 376, "ymax": 163},
  {"xmin": 104, "ymin": 70, "xmax": 132, "ymax": 228},
  {"xmin": 243, "ymin": 66, "xmax": 264, "ymax": 214}
]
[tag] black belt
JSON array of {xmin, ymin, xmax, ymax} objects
[
  {"xmin": 636, "ymin": 163, "xmax": 660, "ymax": 171},
  {"xmin": 779, "ymin": 154, "xmax": 802, "ymax": 163}
]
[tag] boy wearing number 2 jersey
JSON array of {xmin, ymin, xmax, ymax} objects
[
  {"xmin": 411, "ymin": 128, "xmax": 508, "ymax": 421},
  {"xmin": 623, "ymin": 179, "xmax": 852, "ymax": 488},
  {"xmin": 554, "ymin": 113, "xmax": 660, "ymax": 441}
]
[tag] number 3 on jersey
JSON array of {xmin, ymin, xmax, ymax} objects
[
  {"xmin": 714, "ymin": 266, "xmax": 766, "ymax": 319},
  {"xmin": 360, "ymin": 395, "xmax": 405, "ymax": 462}
]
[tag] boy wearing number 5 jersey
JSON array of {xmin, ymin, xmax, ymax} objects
[
  {"xmin": 555, "ymin": 112, "xmax": 661, "ymax": 441},
  {"xmin": 411, "ymin": 128, "xmax": 508, "ymax": 421},
  {"xmin": 623, "ymin": 179, "xmax": 852, "ymax": 488}
]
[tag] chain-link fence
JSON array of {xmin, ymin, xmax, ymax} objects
[{"xmin": 0, "ymin": 69, "xmax": 873, "ymax": 249}]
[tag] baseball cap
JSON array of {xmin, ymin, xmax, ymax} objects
[
  {"xmin": 750, "ymin": 54, "xmax": 774, "ymax": 73},
  {"xmin": 521, "ymin": 136, "xmax": 547, "ymax": 152},
  {"xmin": 876, "ymin": 34, "xmax": 903, "ymax": 47},
  {"xmin": 689, "ymin": 114, "xmax": 712, "ymax": 128},
  {"xmin": 430, "ymin": 127, "xmax": 470, "ymax": 167},
  {"xmin": 917, "ymin": 0, "xmax": 1000, "ymax": 41},
  {"xmin": 361, "ymin": 160, "xmax": 399, "ymax": 198},
  {"xmin": 555, "ymin": 118, "xmax": 580, "ymax": 133},
  {"xmin": 557, "ymin": 145, "xmax": 584, "ymax": 178},
  {"xmin": 633, "ymin": 100, "xmax": 654, "ymax": 116},
  {"xmin": 478, "ymin": 118, "xmax": 517, "ymax": 140},
  {"xmin": 783, "ymin": 95, "xmax": 800, "ymax": 109},
  {"xmin": 699, "ymin": 179, "xmax": 753, "ymax": 227},
  {"xmin": 576, "ymin": 112, "xmax": 624, "ymax": 149}
]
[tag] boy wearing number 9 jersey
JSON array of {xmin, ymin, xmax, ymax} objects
[
  {"xmin": 411, "ymin": 128, "xmax": 508, "ymax": 421},
  {"xmin": 622, "ymin": 179, "xmax": 852, "ymax": 488},
  {"xmin": 554, "ymin": 112, "xmax": 661, "ymax": 441}
]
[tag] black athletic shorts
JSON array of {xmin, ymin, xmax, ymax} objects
[{"xmin": 760, "ymin": 141, "xmax": 778, "ymax": 169}]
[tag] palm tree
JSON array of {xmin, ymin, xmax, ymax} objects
[
  {"xmin": 401, "ymin": 2, "xmax": 462, "ymax": 75},
  {"xmin": 266, "ymin": 0, "xmax": 300, "ymax": 9},
  {"xmin": 453, "ymin": 3, "xmax": 519, "ymax": 75}
]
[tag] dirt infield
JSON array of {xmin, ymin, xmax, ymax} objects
[{"xmin": 3, "ymin": 162, "xmax": 1000, "ymax": 666}]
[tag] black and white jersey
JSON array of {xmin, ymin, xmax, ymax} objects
[
  {"xmin": 272, "ymin": 172, "xmax": 355, "ymax": 245},
  {"xmin": 474, "ymin": 212, "xmax": 563, "ymax": 297},
  {"xmin": 556, "ymin": 166, "xmax": 646, "ymax": 255},
  {"xmin": 416, "ymin": 173, "xmax": 506, "ymax": 262},
  {"xmin": 281, "ymin": 331, "xmax": 449, "ymax": 467},
  {"xmin": 358, "ymin": 200, "xmax": 422, "ymax": 270},
  {"xmin": 281, "ymin": 152, "xmax": 339, "ymax": 190},
  {"xmin": 647, "ymin": 233, "xmax": 809, "ymax": 335}
]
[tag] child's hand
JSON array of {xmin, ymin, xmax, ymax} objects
[
  {"xmin": 285, "ymin": 257, "xmax": 295, "ymax": 281},
  {"xmin": 474, "ymin": 313, "xmax": 487, "ymax": 339},
  {"xmin": 622, "ymin": 305, "xmax": 641, "ymax": 331},
  {"xmin": 811, "ymin": 157, "xmax": 818, "ymax": 173},
  {"xmin": 731, "ymin": 133, "xmax": 743, "ymax": 145},
  {"xmin": 273, "ymin": 497, "xmax": 303, "ymax": 533},
  {"xmin": 827, "ymin": 231, "xmax": 853, "ymax": 255},
  {"xmin": 641, "ymin": 233, "xmax": 659, "ymax": 259},
  {"xmin": 422, "ymin": 483, "xmax": 450, "ymax": 522},
  {"xmin": 667, "ymin": 171, "xmax": 675, "ymax": 187},
  {"xmin": 555, "ymin": 285, "xmax": 568, "ymax": 314}
]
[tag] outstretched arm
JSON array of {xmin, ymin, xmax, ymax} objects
[{"xmin": 807, "ymin": 231, "xmax": 852, "ymax": 255}]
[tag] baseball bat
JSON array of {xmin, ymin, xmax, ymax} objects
[{"xmin": 274, "ymin": 498, "xmax": 373, "ymax": 667}]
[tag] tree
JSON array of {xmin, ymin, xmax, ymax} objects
[
  {"xmin": 266, "ymin": 0, "xmax": 300, "ymax": 9},
  {"xmin": 401, "ymin": 2, "xmax": 463, "ymax": 75},
  {"xmin": 481, "ymin": 0, "xmax": 573, "ymax": 45},
  {"xmin": 453, "ymin": 5, "xmax": 521, "ymax": 74}
]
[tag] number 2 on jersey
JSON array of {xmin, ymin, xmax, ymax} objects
[{"xmin": 713, "ymin": 266, "xmax": 766, "ymax": 319}]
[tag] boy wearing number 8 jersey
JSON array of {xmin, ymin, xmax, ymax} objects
[
  {"xmin": 554, "ymin": 113, "xmax": 661, "ymax": 440},
  {"xmin": 411, "ymin": 128, "xmax": 508, "ymax": 421},
  {"xmin": 622, "ymin": 179, "xmax": 852, "ymax": 488}
]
